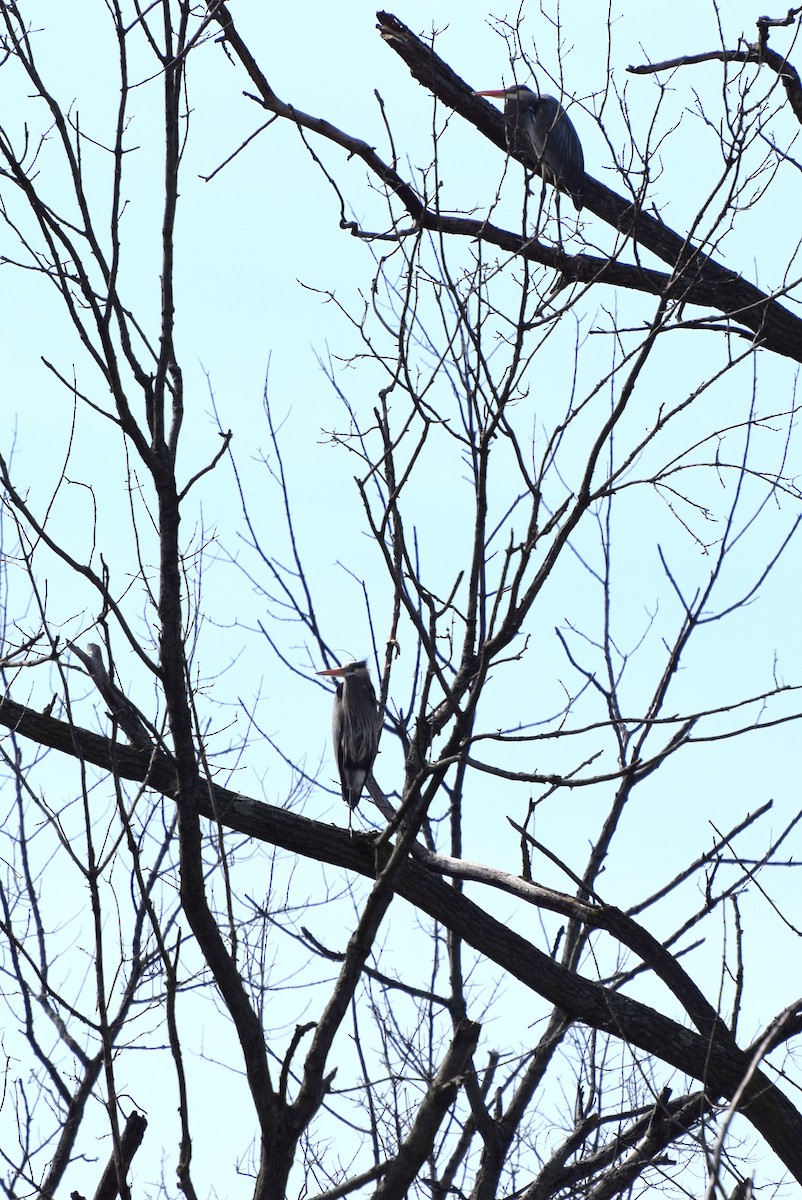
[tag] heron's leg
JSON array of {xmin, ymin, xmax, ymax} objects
[
  {"xmin": 537, "ymin": 171, "xmax": 548, "ymax": 237},
  {"xmin": 555, "ymin": 189, "xmax": 564, "ymax": 250}
]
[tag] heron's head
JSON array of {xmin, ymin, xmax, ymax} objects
[
  {"xmin": 316, "ymin": 660, "xmax": 369, "ymax": 680},
  {"xmin": 473, "ymin": 84, "xmax": 535, "ymax": 103}
]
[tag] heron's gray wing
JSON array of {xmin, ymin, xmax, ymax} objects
[
  {"xmin": 334, "ymin": 675, "xmax": 378, "ymax": 807},
  {"xmin": 534, "ymin": 99, "xmax": 585, "ymax": 209}
]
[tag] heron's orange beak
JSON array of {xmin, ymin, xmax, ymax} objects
[
  {"xmin": 473, "ymin": 89, "xmax": 507, "ymax": 97},
  {"xmin": 317, "ymin": 665, "xmax": 347, "ymax": 677}
]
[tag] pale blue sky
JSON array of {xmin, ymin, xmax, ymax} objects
[{"xmin": 1, "ymin": 2, "xmax": 801, "ymax": 1195}]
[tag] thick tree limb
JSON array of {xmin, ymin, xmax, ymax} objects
[
  {"xmin": 91, "ymin": 1112, "xmax": 148, "ymax": 1200},
  {"xmin": 3, "ymin": 694, "xmax": 802, "ymax": 1181}
]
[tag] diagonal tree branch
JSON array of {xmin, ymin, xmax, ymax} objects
[
  {"xmin": 372, "ymin": 1018, "xmax": 481, "ymax": 1200},
  {"xmin": 204, "ymin": 3, "xmax": 802, "ymax": 361},
  {"xmin": 91, "ymin": 1111, "xmax": 148, "ymax": 1200},
  {"xmin": 2, "ymin": 694, "xmax": 801, "ymax": 1181},
  {"xmin": 372, "ymin": 11, "xmax": 802, "ymax": 362}
]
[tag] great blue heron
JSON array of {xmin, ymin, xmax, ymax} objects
[
  {"xmin": 474, "ymin": 84, "xmax": 585, "ymax": 212},
  {"xmin": 317, "ymin": 659, "xmax": 378, "ymax": 827}
]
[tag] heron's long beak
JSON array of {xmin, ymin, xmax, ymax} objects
[
  {"xmin": 473, "ymin": 88, "xmax": 507, "ymax": 97},
  {"xmin": 317, "ymin": 665, "xmax": 347, "ymax": 677}
]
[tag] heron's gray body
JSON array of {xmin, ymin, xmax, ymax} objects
[
  {"xmin": 319, "ymin": 660, "xmax": 378, "ymax": 812},
  {"xmin": 477, "ymin": 85, "xmax": 585, "ymax": 211}
]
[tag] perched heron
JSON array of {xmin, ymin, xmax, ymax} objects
[
  {"xmin": 474, "ymin": 84, "xmax": 585, "ymax": 212},
  {"xmin": 317, "ymin": 659, "xmax": 378, "ymax": 827}
]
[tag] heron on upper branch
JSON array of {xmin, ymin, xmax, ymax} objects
[
  {"xmin": 474, "ymin": 84, "xmax": 585, "ymax": 212},
  {"xmin": 317, "ymin": 659, "xmax": 378, "ymax": 828}
]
